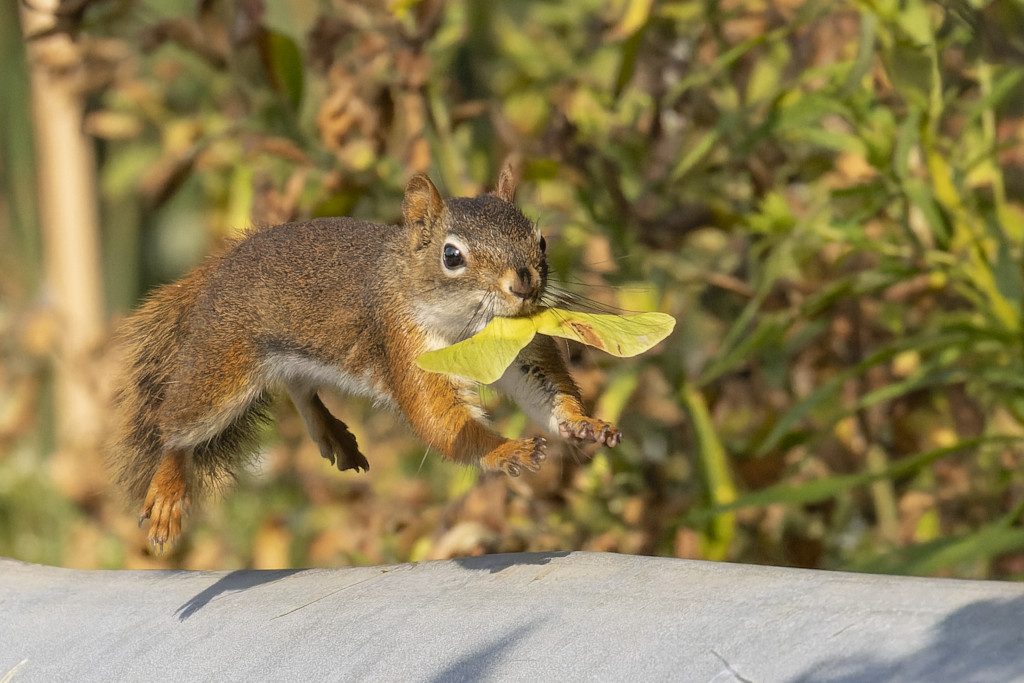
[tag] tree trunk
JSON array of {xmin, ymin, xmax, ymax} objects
[{"xmin": 19, "ymin": 0, "xmax": 106, "ymax": 499}]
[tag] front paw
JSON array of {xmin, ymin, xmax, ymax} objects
[
  {"xmin": 559, "ymin": 417, "xmax": 621, "ymax": 447},
  {"xmin": 480, "ymin": 437, "xmax": 548, "ymax": 477}
]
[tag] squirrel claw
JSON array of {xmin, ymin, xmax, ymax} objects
[
  {"xmin": 138, "ymin": 450, "xmax": 189, "ymax": 555},
  {"xmin": 138, "ymin": 493, "xmax": 188, "ymax": 556},
  {"xmin": 597, "ymin": 424, "xmax": 621, "ymax": 447},
  {"xmin": 559, "ymin": 417, "xmax": 620, "ymax": 447},
  {"xmin": 326, "ymin": 448, "xmax": 369, "ymax": 473},
  {"xmin": 313, "ymin": 412, "xmax": 370, "ymax": 473}
]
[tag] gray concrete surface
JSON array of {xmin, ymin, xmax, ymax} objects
[{"xmin": 2, "ymin": 551, "xmax": 1023, "ymax": 682}]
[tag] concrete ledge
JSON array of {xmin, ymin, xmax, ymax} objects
[{"xmin": 3, "ymin": 551, "xmax": 1023, "ymax": 681}]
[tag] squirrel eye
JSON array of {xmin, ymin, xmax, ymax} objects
[
  {"xmin": 442, "ymin": 243, "xmax": 465, "ymax": 270},
  {"xmin": 539, "ymin": 235, "xmax": 547, "ymax": 253}
]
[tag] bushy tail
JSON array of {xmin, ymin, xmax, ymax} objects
[
  {"xmin": 108, "ymin": 260, "xmax": 272, "ymax": 507},
  {"xmin": 108, "ymin": 273, "xmax": 205, "ymax": 505}
]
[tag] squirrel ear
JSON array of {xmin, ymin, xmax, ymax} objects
[
  {"xmin": 494, "ymin": 164, "xmax": 517, "ymax": 203},
  {"xmin": 403, "ymin": 174, "xmax": 444, "ymax": 248}
]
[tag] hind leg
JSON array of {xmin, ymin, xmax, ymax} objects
[
  {"xmin": 139, "ymin": 447, "xmax": 190, "ymax": 554},
  {"xmin": 286, "ymin": 385, "xmax": 369, "ymax": 472}
]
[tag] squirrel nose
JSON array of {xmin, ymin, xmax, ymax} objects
[{"xmin": 508, "ymin": 267, "xmax": 540, "ymax": 301}]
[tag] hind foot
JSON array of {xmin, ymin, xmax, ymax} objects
[{"xmin": 139, "ymin": 448, "xmax": 190, "ymax": 555}]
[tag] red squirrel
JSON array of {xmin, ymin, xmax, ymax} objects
[{"xmin": 110, "ymin": 168, "xmax": 619, "ymax": 552}]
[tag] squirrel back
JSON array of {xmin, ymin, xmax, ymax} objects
[{"xmin": 111, "ymin": 217, "xmax": 390, "ymax": 502}]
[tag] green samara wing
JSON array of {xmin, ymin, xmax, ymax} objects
[
  {"xmin": 415, "ymin": 315, "xmax": 537, "ymax": 384},
  {"xmin": 416, "ymin": 309, "xmax": 676, "ymax": 381},
  {"xmin": 531, "ymin": 310, "xmax": 676, "ymax": 357}
]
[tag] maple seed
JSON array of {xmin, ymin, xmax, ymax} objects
[{"xmin": 416, "ymin": 308, "xmax": 676, "ymax": 384}]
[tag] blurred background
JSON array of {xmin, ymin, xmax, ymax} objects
[{"xmin": 3, "ymin": 0, "xmax": 1024, "ymax": 576}]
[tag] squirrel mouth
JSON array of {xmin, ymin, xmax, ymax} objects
[{"xmin": 506, "ymin": 296, "xmax": 540, "ymax": 318}]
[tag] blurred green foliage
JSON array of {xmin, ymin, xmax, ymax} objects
[{"xmin": 3, "ymin": 0, "xmax": 1024, "ymax": 578}]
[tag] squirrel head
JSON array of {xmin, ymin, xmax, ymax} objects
[{"xmin": 402, "ymin": 167, "xmax": 547, "ymax": 342}]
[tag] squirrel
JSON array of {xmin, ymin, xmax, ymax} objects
[{"xmin": 109, "ymin": 167, "xmax": 620, "ymax": 553}]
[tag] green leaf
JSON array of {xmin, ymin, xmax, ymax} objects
[
  {"xmin": 606, "ymin": 0, "xmax": 654, "ymax": 41},
  {"xmin": 263, "ymin": 30, "xmax": 304, "ymax": 111},
  {"xmin": 415, "ymin": 316, "xmax": 537, "ymax": 384},
  {"xmin": 755, "ymin": 329, "xmax": 974, "ymax": 456},
  {"xmin": 852, "ymin": 526, "xmax": 1024, "ymax": 576},
  {"xmin": 687, "ymin": 436, "xmax": 1011, "ymax": 526},
  {"xmin": 681, "ymin": 382, "xmax": 736, "ymax": 561},
  {"xmin": 415, "ymin": 309, "xmax": 676, "ymax": 383}
]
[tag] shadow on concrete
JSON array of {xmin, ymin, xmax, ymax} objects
[
  {"xmin": 176, "ymin": 569, "xmax": 304, "ymax": 621},
  {"xmin": 791, "ymin": 595, "xmax": 1024, "ymax": 682},
  {"xmin": 429, "ymin": 620, "xmax": 541, "ymax": 683},
  {"xmin": 452, "ymin": 551, "xmax": 571, "ymax": 574},
  {"xmin": 175, "ymin": 551, "xmax": 569, "ymax": 621}
]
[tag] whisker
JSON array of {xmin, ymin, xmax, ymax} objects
[
  {"xmin": 546, "ymin": 276, "xmax": 656, "ymax": 296},
  {"xmin": 541, "ymin": 286, "xmax": 633, "ymax": 314},
  {"xmin": 578, "ymin": 253, "xmax": 635, "ymax": 268},
  {"xmin": 416, "ymin": 446, "xmax": 431, "ymax": 476},
  {"xmin": 547, "ymin": 278, "xmax": 619, "ymax": 290},
  {"xmin": 458, "ymin": 292, "xmax": 490, "ymax": 341}
]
